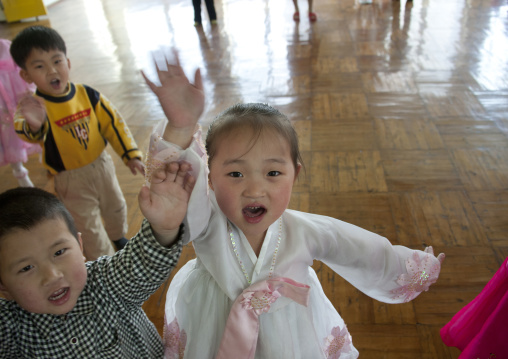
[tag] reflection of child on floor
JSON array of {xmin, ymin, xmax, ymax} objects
[
  {"xmin": 192, "ymin": 0, "xmax": 217, "ymax": 26},
  {"xmin": 142, "ymin": 52, "xmax": 445, "ymax": 358},
  {"xmin": 0, "ymin": 39, "xmax": 41, "ymax": 188},
  {"xmin": 292, "ymin": 0, "xmax": 317, "ymax": 22}
]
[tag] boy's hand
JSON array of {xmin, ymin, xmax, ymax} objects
[
  {"xmin": 141, "ymin": 50, "xmax": 205, "ymax": 148},
  {"xmin": 19, "ymin": 95, "xmax": 46, "ymax": 133},
  {"xmin": 138, "ymin": 161, "xmax": 195, "ymax": 246},
  {"xmin": 127, "ymin": 158, "xmax": 145, "ymax": 176}
]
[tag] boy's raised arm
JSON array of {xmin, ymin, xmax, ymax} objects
[
  {"xmin": 138, "ymin": 161, "xmax": 195, "ymax": 247},
  {"xmin": 16, "ymin": 95, "xmax": 47, "ymax": 134},
  {"xmin": 141, "ymin": 51, "xmax": 204, "ymax": 149}
]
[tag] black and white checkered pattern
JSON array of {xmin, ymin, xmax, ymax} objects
[{"xmin": 0, "ymin": 219, "xmax": 183, "ymax": 358}]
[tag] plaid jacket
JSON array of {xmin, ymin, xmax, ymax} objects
[{"xmin": 0, "ymin": 219, "xmax": 183, "ymax": 358}]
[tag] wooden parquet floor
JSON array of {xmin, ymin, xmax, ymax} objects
[{"xmin": 1, "ymin": 0, "xmax": 507, "ymax": 357}]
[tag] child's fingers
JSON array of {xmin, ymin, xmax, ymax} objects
[
  {"xmin": 173, "ymin": 48, "xmax": 181, "ymax": 68},
  {"xmin": 194, "ymin": 68, "xmax": 203, "ymax": 91},
  {"xmin": 152, "ymin": 162, "xmax": 192, "ymax": 186},
  {"xmin": 138, "ymin": 185, "xmax": 151, "ymax": 209},
  {"xmin": 20, "ymin": 92, "xmax": 35, "ymax": 101},
  {"xmin": 153, "ymin": 162, "xmax": 180, "ymax": 184},
  {"xmin": 424, "ymin": 246, "xmax": 445, "ymax": 265},
  {"xmin": 129, "ymin": 160, "xmax": 145, "ymax": 176},
  {"xmin": 178, "ymin": 161, "xmax": 192, "ymax": 173},
  {"xmin": 19, "ymin": 95, "xmax": 38, "ymax": 107},
  {"xmin": 141, "ymin": 70, "xmax": 157, "ymax": 92},
  {"xmin": 167, "ymin": 161, "xmax": 181, "ymax": 176},
  {"xmin": 170, "ymin": 161, "xmax": 192, "ymax": 185},
  {"xmin": 173, "ymin": 162, "xmax": 191, "ymax": 186},
  {"xmin": 139, "ymin": 164, "xmax": 146, "ymax": 177},
  {"xmin": 151, "ymin": 166, "xmax": 169, "ymax": 183},
  {"xmin": 154, "ymin": 53, "xmax": 162, "ymax": 75},
  {"xmin": 166, "ymin": 49, "xmax": 184, "ymax": 76},
  {"xmin": 164, "ymin": 63, "xmax": 184, "ymax": 78},
  {"xmin": 424, "ymin": 246, "xmax": 434, "ymax": 255},
  {"xmin": 184, "ymin": 174, "xmax": 196, "ymax": 193},
  {"xmin": 35, "ymin": 96, "xmax": 45, "ymax": 106},
  {"xmin": 130, "ymin": 164, "xmax": 143, "ymax": 176}
]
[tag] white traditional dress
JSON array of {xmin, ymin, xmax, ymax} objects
[{"xmin": 146, "ymin": 120, "xmax": 443, "ymax": 359}]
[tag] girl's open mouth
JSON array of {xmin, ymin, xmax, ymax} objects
[
  {"xmin": 243, "ymin": 206, "xmax": 266, "ymax": 217},
  {"xmin": 242, "ymin": 206, "xmax": 266, "ymax": 223}
]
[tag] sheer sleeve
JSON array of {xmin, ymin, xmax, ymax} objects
[
  {"xmin": 304, "ymin": 212, "xmax": 442, "ymax": 303},
  {"xmin": 145, "ymin": 120, "xmax": 211, "ymax": 244}
]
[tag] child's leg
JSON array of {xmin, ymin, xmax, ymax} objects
[
  {"xmin": 204, "ymin": 0, "xmax": 217, "ymax": 22},
  {"xmin": 292, "ymin": 0, "xmax": 300, "ymax": 12},
  {"xmin": 308, "ymin": 0, "xmax": 317, "ymax": 21},
  {"xmin": 96, "ymin": 152, "xmax": 129, "ymax": 251},
  {"xmin": 10, "ymin": 162, "xmax": 34, "ymax": 187},
  {"xmin": 54, "ymin": 157, "xmax": 116, "ymax": 260},
  {"xmin": 292, "ymin": 0, "xmax": 300, "ymax": 21},
  {"xmin": 193, "ymin": 0, "xmax": 202, "ymax": 24}
]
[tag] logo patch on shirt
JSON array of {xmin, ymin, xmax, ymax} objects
[{"xmin": 55, "ymin": 109, "xmax": 91, "ymax": 149}]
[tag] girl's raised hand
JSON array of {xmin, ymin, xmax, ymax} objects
[{"xmin": 141, "ymin": 50, "xmax": 205, "ymax": 148}]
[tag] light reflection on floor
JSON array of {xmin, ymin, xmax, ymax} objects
[{"xmin": 5, "ymin": 0, "xmax": 507, "ymax": 128}]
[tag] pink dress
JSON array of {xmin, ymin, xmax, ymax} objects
[
  {"xmin": 440, "ymin": 256, "xmax": 508, "ymax": 358},
  {"xmin": 0, "ymin": 39, "xmax": 41, "ymax": 167}
]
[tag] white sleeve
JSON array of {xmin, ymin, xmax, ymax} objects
[
  {"xmin": 306, "ymin": 213, "xmax": 442, "ymax": 303},
  {"xmin": 145, "ymin": 119, "xmax": 211, "ymax": 244}
]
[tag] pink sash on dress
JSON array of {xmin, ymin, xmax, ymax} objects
[{"xmin": 216, "ymin": 277, "xmax": 310, "ymax": 359}]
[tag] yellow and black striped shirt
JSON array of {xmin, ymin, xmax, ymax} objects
[{"xmin": 15, "ymin": 83, "xmax": 142, "ymax": 174}]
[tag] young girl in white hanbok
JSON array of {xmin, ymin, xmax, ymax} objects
[{"xmin": 142, "ymin": 53, "xmax": 445, "ymax": 359}]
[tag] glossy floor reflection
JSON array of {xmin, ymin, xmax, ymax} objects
[{"xmin": 1, "ymin": 0, "xmax": 507, "ymax": 357}]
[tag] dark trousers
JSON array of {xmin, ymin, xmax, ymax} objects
[{"xmin": 193, "ymin": 0, "xmax": 217, "ymax": 23}]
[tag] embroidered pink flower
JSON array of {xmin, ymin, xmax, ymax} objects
[
  {"xmin": 391, "ymin": 247, "xmax": 443, "ymax": 302},
  {"xmin": 164, "ymin": 317, "xmax": 187, "ymax": 359},
  {"xmin": 241, "ymin": 290, "xmax": 281, "ymax": 315},
  {"xmin": 323, "ymin": 326, "xmax": 352, "ymax": 359}
]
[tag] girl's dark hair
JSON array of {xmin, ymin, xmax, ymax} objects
[
  {"xmin": 0, "ymin": 187, "xmax": 78, "ymax": 243},
  {"xmin": 205, "ymin": 103, "xmax": 304, "ymax": 171},
  {"xmin": 9, "ymin": 25, "xmax": 67, "ymax": 69}
]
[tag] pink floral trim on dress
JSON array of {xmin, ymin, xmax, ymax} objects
[
  {"xmin": 144, "ymin": 139, "xmax": 181, "ymax": 186},
  {"xmin": 164, "ymin": 317, "xmax": 186, "ymax": 359},
  {"xmin": 390, "ymin": 246, "xmax": 442, "ymax": 302},
  {"xmin": 241, "ymin": 290, "xmax": 281, "ymax": 315},
  {"xmin": 145, "ymin": 125, "xmax": 207, "ymax": 186},
  {"xmin": 323, "ymin": 326, "xmax": 352, "ymax": 359}
]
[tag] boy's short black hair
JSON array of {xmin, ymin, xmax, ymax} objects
[
  {"xmin": 9, "ymin": 25, "xmax": 67, "ymax": 69},
  {"xmin": 0, "ymin": 187, "xmax": 78, "ymax": 244}
]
